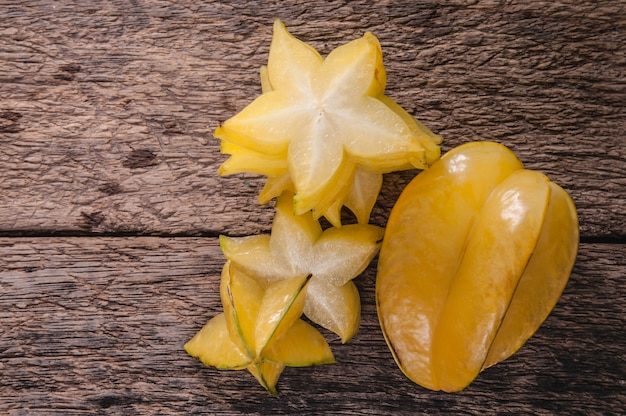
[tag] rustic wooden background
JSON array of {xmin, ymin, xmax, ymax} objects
[{"xmin": 1, "ymin": 1, "xmax": 624, "ymax": 415}]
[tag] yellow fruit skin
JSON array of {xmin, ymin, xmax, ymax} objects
[
  {"xmin": 376, "ymin": 142, "xmax": 523, "ymax": 390},
  {"xmin": 248, "ymin": 361, "xmax": 285, "ymax": 396},
  {"xmin": 483, "ymin": 181, "xmax": 579, "ymax": 368},
  {"xmin": 254, "ymin": 274, "xmax": 310, "ymax": 357},
  {"xmin": 431, "ymin": 169, "xmax": 551, "ymax": 391},
  {"xmin": 264, "ymin": 319, "xmax": 336, "ymax": 366},
  {"xmin": 187, "ymin": 261, "xmax": 335, "ymax": 395},
  {"xmin": 184, "ymin": 313, "xmax": 250, "ymax": 370},
  {"xmin": 376, "ymin": 141, "xmax": 578, "ymax": 392},
  {"xmin": 221, "ymin": 262, "xmax": 263, "ymax": 356}
]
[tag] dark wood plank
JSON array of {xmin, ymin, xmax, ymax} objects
[
  {"xmin": 0, "ymin": 237, "xmax": 623, "ymax": 414},
  {"xmin": 1, "ymin": 1, "xmax": 624, "ymax": 238}
]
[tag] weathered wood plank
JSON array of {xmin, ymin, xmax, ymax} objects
[
  {"xmin": 1, "ymin": 1, "xmax": 624, "ymax": 238},
  {"xmin": 1, "ymin": 2, "xmax": 624, "ymax": 415},
  {"xmin": 0, "ymin": 237, "xmax": 623, "ymax": 414}
]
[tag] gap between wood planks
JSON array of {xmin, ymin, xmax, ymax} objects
[{"xmin": 0, "ymin": 230, "xmax": 624, "ymax": 245}]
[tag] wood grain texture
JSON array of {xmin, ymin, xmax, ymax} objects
[
  {"xmin": 0, "ymin": 238, "xmax": 624, "ymax": 415},
  {"xmin": 1, "ymin": 1, "xmax": 625, "ymax": 415},
  {"xmin": 1, "ymin": 0, "xmax": 624, "ymax": 238}
]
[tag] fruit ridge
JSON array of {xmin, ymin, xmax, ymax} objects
[{"xmin": 376, "ymin": 142, "xmax": 579, "ymax": 392}]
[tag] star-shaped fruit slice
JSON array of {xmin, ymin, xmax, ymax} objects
[
  {"xmin": 215, "ymin": 19, "xmax": 441, "ymax": 217},
  {"xmin": 220, "ymin": 192, "xmax": 384, "ymax": 343},
  {"xmin": 253, "ymin": 164, "xmax": 381, "ymax": 227},
  {"xmin": 221, "ymin": 66, "xmax": 382, "ymax": 226},
  {"xmin": 185, "ymin": 261, "xmax": 334, "ymax": 395}
]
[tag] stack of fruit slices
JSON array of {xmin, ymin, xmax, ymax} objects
[
  {"xmin": 214, "ymin": 19, "xmax": 441, "ymax": 227},
  {"xmin": 185, "ymin": 19, "xmax": 441, "ymax": 394}
]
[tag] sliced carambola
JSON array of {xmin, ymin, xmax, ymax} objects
[
  {"xmin": 215, "ymin": 19, "xmax": 441, "ymax": 221},
  {"xmin": 254, "ymin": 274, "xmax": 311, "ymax": 356},
  {"xmin": 221, "ymin": 192, "xmax": 383, "ymax": 343},
  {"xmin": 184, "ymin": 313, "xmax": 251, "ymax": 369}
]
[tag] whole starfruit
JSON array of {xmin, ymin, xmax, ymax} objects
[{"xmin": 376, "ymin": 141, "xmax": 579, "ymax": 392}]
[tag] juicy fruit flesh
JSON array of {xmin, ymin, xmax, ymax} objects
[
  {"xmin": 216, "ymin": 19, "xmax": 441, "ymax": 224},
  {"xmin": 184, "ymin": 313, "xmax": 250, "ymax": 370},
  {"xmin": 376, "ymin": 141, "xmax": 579, "ymax": 392},
  {"xmin": 254, "ymin": 273, "xmax": 311, "ymax": 356},
  {"xmin": 221, "ymin": 192, "xmax": 384, "ymax": 343},
  {"xmin": 222, "ymin": 262, "xmax": 263, "ymax": 355}
]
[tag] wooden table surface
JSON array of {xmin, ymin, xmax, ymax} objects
[{"xmin": 1, "ymin": 1, "xmax": 624, "ymax": 414}]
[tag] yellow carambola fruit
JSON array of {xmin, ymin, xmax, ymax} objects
[
  {"xmin": 215, "ymin": 19, "xmax": 441, "ymax": 222},
  {"xmin": 221, "ymin": 192, "xmax": 384, "ymax": 343},
  {"xmin": 185, "ymin": 261, "xmax": 334, "ymax": 395},
  {"xmin": 376, "ymin": 141, "xmax": 579, "ymax": 392}
]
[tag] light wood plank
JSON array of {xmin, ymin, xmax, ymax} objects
[
  {"xmin": 0, "ymin": 237, "xmax": 623, "ymax": 414},
  {"xmin": 1, "ymin": 1, "xmax": 624, "ymax": 238}
]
